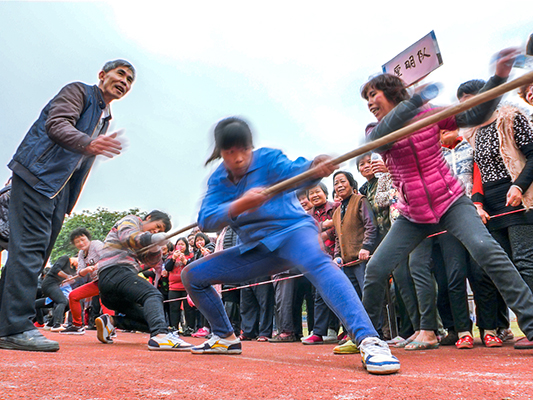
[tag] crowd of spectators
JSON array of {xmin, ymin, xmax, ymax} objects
[
  {"xmin": 25, "ymin": 77, "xmax": 533, "ymax": 350},
  {"xmin": 1, "ymin": 39, "xmax": 533, "ymax": 370}
]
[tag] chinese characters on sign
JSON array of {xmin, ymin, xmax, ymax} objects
[
  {"xmin": 396, "ymin": 48, "xmax": 432, "ymax": 74},
  {"xmin": 382, "ymin": 31, "xmax": 443, "ymax": 87}
]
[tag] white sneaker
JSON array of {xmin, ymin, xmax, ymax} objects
[
  {"xmin": 191, "ymin": 334, "xmax": 242, "ymax": 354},
  {"xmin": 50, "ymin": 325, "xmax": 66, "ymax": 332},
  {"xmin": 323, "ymin": 329, "xmax": 339, "ymax": 344},
  {"xmin": 95, "ymin": 314, "xmax": 115, "ymax": 344},
  {"xmin": 148, "ymin": 331, "xmax": 194, "ymax": 351},
  {"xmin": 359, "ymin": 337, "xmax": 400, "ymax": 375}
]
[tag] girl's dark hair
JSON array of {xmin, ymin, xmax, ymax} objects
[
  {"xmin": 205, "ymin": 117, "xmax": 254, "ymax": 165},
  {"xmin": 307, "ymin": 182, "xmax": 329, "ymax": 198},
  {"xmin": 194, "ymin": 232, "xmax": 211, "ymax": 245},
  {"xmin": 165, "ymin": 242, "xmax": 174, "ymax": 253},
  {"xmin": 69, "ymin": 227, "xmax": 92, "ymax": 244},
  {"xmin": 456, "ymin": 79, "xmax": 485, "ymax": 100},
  {"xmin": 144, "ymin": 210, "xmax": 172, "ymax": 232},
  {"xmin": 175, "ymin": 236, "xmax": 190, "ymax": 256},
  {"xmin": 361, "ymin": 74, "xmax": 410, "ymax": 106},
  {"xmin": 333, "ymin": 171, "xmax": 358, "ymax": 192}
]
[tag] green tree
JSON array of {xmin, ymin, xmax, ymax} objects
[{"xmin": 50, "ymin": 207, "xmax": 146, "ymax": 263}]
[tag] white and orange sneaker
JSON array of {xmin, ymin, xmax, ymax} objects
[
  {"xmin": 190, "ymin": 335, "xmax": 242, "ymax": 354},
  {"xmin": 95, "ymin": 314, "xmax": 115, "ymax": 344},
  {"xmin": 148, "ymin": 331, "xmax": 193, "ymax": 351}
]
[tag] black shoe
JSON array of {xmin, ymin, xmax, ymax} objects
[
  {"xmin": 268, "ymin": 332, "xmax": 298, "ymax": 343},
  {"xmin": 0, "ymin": 329, "xmax": 59, "ymax": 352},
  {"xmin": 440, "ymin": 330, "xmax": 459, "ymax": 346},
  {"xmin": 497, "ymin": 328, "xmax": 514, "ymax": 342},
  {"xmin": 181, "ymin": 327, "xmax": 194, "ymax": 337},
  {"xmin": 60, "ymin": 325, "xmax": 85, "ymax": 335}
]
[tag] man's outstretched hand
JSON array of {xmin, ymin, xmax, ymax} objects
[{"xmin": 85, "ymin": 131, "xmax": 123, "ymax": 158}]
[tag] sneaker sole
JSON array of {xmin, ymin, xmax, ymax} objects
[
  {"xmin": 0, "ymin": 339, "xmax": 59, "ymax": 352},
  {"xmin": 95, "ymin": 319, "xmax": 113, "ymax": 344},
  {"xmin": 363, "ymin": 362, "xmax": 401, "ymax": 375},
  {"xmin": 191, "ymin": 346, "xmax": 242, "ymax": 355},
  {"xmin": 148, "ymin": 345, "xmax": 194, "ymax": 351},
  {"xmin": 333, "ymin": 348, "xmax": 360, "ymax": 354},
  {"xmin": 60, "ymin": 331, "xmax": 85, "ymax": 335},
  {"xmin": 190, "ymin": 348, "xmax": 242, "ymax": 355}
]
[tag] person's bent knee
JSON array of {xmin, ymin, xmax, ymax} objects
[
  {"xmin": 57, "ymin": 297, "xmax": 69, "ymax": 305},
  {"xmin": 138, "ymin": 290, "xmax": 164, "ymax": 307},
  {"xmin": 364, "ymin": 260, "xmax": 387, "ymax": 281},
  {"xmin": 181, "ymin": 265, "xmax": 193, "ymax": 289}
]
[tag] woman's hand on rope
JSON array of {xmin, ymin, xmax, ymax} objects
[
  {"xmin": 358, "ymin": 249, "xmax": 370, "ymax": 261},
  {"xmin": 506, "ymin": 185, "xmax": 523, "ymax": 208},
  {"xmin": 474, "ymin": 203, "xmax": 490, "ymax": 224}
]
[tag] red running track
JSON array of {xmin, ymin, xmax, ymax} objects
[{"xmin": 0, "ymin": 330, "xmax": 532, "ymax": 399}]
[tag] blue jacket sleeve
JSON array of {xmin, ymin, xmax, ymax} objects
[
  {"xmin": 197, "ymin": 178, "xmax": 234, "ymax": 233},
  {"xmin": 267, "ymin": 149, "xmax": 312, "ymax": 180}
]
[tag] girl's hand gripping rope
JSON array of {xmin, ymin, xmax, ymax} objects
[
  {"xmin": 229, "ymin": 187, "xmax": 270, "ymax": 219},
  {"xmin": 311, "ymin": 155, "xmax": 339, "ymax": 179}
]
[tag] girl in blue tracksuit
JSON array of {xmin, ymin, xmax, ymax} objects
[{"xmin": 182, "ymin": 117, "xmax": 399, "ymax": 375}]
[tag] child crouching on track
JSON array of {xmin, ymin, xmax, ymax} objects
[
  {"xmin": 182, "ymin": 117, "xmax": 400, "ymax": 375},
  {"xmin": 95, "ymin": 211, "xmax": 193, "ymax": 351}
]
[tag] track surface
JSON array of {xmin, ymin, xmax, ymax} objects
[{"xmin": 0, "ymin": 330, "xmax": 532, "ymax": 400}]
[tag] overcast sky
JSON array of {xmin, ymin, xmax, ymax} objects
[{"xmin": 1, "ymin": 1, "xmax": 532, "ymax": 234}]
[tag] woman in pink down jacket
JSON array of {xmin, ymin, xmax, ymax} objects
[{"xmin": 359, "ymin": 49, "xmax": 533, "ymax": 350}]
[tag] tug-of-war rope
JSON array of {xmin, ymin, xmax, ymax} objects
[
  {"xmin": 149, "ymin": 70, "xmax": 533, "ymax": 250},
  {"xmin": 162, "ymin": 258, "xmax": 368, "ymax": 304},
  {"xmin": 158, "ymin": 70, "xmax": 533, "ymax": 303},
  {"xmin": 60, "ymin": 71, "xmax": 533, "ymax": 291},
  {"xmin": 162, "ymin": 208, "xmax": 527, "ymax": 304}
]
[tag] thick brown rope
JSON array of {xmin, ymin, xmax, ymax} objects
[{"xmin": 143, "ymin": 71, "xmax": 533, "ymax": 250}]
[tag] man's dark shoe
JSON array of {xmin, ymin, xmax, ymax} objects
[
  {"xmin": 0, "ymin": 329, "xmax": 59, "ymax": 352},
  {"xmin": 439, "ymin": 330, "xmax": 459, "ymax": 346},
  {"xmin": 268, "ymin": 332, "xmax": 298, "ymax": 343},
  {"xmin": 514, "ymin": 336, "xmax": 533, "ymax": 350},
  {"xmin": 497, "ymin": 328, "xmax": 514, "ymax": 342}
]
